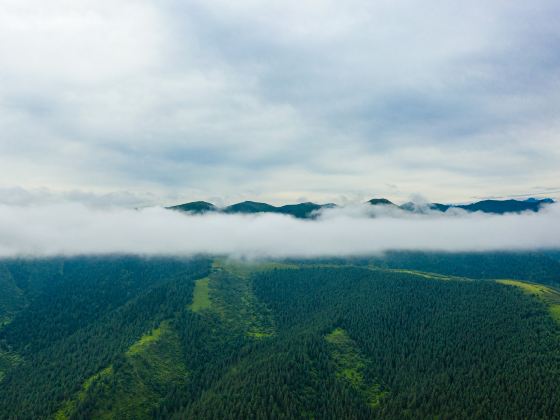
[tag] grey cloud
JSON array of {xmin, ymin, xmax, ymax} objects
[
  {"xmin": 0, "ymin": 186, "xmax": 157, "ymax": 208},
  {"xmin": 0, "ymin": 0, "xmax": 559, "ymax": 203}
]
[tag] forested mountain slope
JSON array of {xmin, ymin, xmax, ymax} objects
[
  {"xmin": 368, "ymin": 251, "xmax": 560, "ymax": 287},
  {"xmin": 0, "ymin": 257, "xmax": 559, "ymax": 419}
]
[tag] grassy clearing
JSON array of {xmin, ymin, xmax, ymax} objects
[
  {"xmin": 56, "ymin": 321, "xmax": 187, "ymax": 419},
  {"xmin": 325, "ymin": 328, "xmax": 387, "ymax": 408},
  {"xmin": 190, "ymin": 277, "xmax": 211, "ymax": 312},
  {"xmin": 127, "ymin": 324, "xmax": 165, "ymax": 356},
  {"xmin": 326, "ymin": 328, "xmax": 366, "ymax": 387},
  {"xmin": 497, "ymin": 280, "xmax": 560, "ymax": 324},
  {"xmin": 246, "ymin": 331, "xmax": 273, "ymax": 339}
]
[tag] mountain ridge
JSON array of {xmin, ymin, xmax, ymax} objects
[{"xmin": 168, "ymin": 197, "xmax": 555, "ymax": 218}]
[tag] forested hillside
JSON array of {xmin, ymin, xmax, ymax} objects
[
  {"xmin": 0, "ymin": 256, "xmax": 559, "ymax": 419},
  {"xmin": 293, "ymin": 252, "xmax": 560, "ymax": 287}
]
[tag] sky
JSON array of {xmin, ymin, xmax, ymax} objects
[{"xmin": 1, "ymin": 0, "xmax": 560, "ymax": 207}]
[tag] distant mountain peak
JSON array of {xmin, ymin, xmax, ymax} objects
[
  {"xmin": 168, "ymin": 199, "xmax": 335, "ymax": 219},
  {"xmin": 367, "ymin": 198, "xmax": 397, "ymax": 206},
  {"xmin": 225, "ymin": 201, "xmax": 278, "ymax": 214},
  {"xmin": 167, "ymin": 197, "xmax": 554, "ymax": 218},
  {"xmin": 167, "ymin": 201, "xmax": 216, "ymax": 214},
  {"xmin": 524, "ymin": 197, "xmax": 554, "ymax": 204}
]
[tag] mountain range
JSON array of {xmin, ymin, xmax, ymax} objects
[{"xmin": 168, "ymin": 197, "xmax": 554, "ymax": 218}]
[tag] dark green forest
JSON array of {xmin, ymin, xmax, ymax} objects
[{"xmin": 1, "ymin": 253, "xmax": 560, "ymax": 419}]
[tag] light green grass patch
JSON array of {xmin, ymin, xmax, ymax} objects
[
  {"xmin": 246, "ymin": 330, "xmax": 273, "ymax": 339},
  {"xmin": 497, "ymin": 279, "xmax": 560, "ymax": 324},
  {"xmin": 190, "ymin": 277, "xmax": 211, "ymax": 312},
  {"xmin": 326, "ymin": 328, "xmax": 366, "ymax": 387},
  {"xmin": 372, "ymin": 267, "xmax": 466, "ymax": 281},
  {"xmin": 497, "ymin": 279, "xmax": 549, "ymax": 295},
  {"xmin": 550, "ymin": 306, "xmax": 560, "ymax": 324},
  {"xmin": 325, "ymin": 328, "xmax": 387, "ymax": 408},
  {"xmin": 56, "ymin": 321, "xmax": 187, "ymax": 419},
  {"xmin": 127, "ymin": 325, "xmax": 165, "ymax": 356},
  {"xmin": 55, "ymin": 367, "xmax": 113, "ymax": 420}
]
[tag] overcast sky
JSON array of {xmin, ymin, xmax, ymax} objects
[{"xmin": 1, "ymin": 0, "xmax": 559, "ymax": 207}]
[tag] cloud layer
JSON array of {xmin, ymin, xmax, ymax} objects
[
  {"xmin": 1, "ymin": 0, "xmax": 559, "ymax": 205},
  {"xmin": 1, "ymin": 203, "xmax": 558, "ymax": 258}
]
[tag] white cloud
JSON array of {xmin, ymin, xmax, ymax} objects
[
  {"xmin": 0, "ymin": 0, "xmax": 165, "ymax": 86},
  {"xmin": 0, "ymin": 202, "xmax": 558, "ymax": 258}
]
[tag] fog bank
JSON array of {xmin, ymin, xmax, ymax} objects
[{"xmin": 0, "ymin": 203, "xmax": 559, "ymax": 258}]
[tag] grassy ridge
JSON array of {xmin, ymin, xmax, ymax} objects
[
  {"xmin": 55, "ymin": 367, "xmax": 114, "ymax": 420},
  {"xmin": 497, "ymin": 280, "xmax": 560, "ymax": 324},
  {"xmin": 376, "ymin": 267, "xmax": 465, "ymax": 281}
]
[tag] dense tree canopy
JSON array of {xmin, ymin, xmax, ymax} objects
[{"xmin": 0, "ymin": 255, "xmax": 559, "ymax": 419}]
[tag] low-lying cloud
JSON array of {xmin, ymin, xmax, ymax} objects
[{"xmin": 1, "ymin": 202, "xmax": 559, "ymax": 259}]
